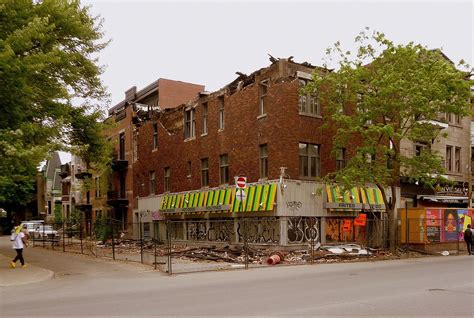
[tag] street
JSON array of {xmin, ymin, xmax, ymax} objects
[{"xmin": 1, "ymin": 236, "xmax": 473, "ymax": 316}]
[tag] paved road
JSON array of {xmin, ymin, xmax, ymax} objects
[{"xmin": 1, "ymin": 236, "xmax": 473, "ymax": 316}]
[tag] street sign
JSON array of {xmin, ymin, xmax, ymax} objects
[
  {"xmin": 235, "ymin": 176, "xmax": 247, "ymax": 189},
  {"xmin": 235, "ymin": 188, "xmax": 247, "ymax": 201}
]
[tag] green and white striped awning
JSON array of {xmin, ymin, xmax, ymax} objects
[{"xmin": 160, "ymin": 183, "xmax": 277, "ymax": 214}]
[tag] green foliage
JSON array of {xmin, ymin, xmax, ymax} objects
[
  {"xmin": 306, "ymin": 28, "xmax": 472, "ymax": 214},
  {"xmin": 68, "ymin": 206, "xmax": 83, "ymax": 225},
  {"xmin": 54, "ymin": 203, "xmax": 62, "ymax": 222},
  {"xmin": 0, "ymin": 0, "xmax": 110, "ymax": 206},
  {"xmin": 94, "ymin": 215, "xmax": 111, "ymax": 243}
]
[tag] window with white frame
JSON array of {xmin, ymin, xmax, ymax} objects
[
  {"xmin": 298, "ymin": 79, "xmax": 320, "ymax": 116},
  {"xmin": 152, "ymin": 123, "xmax": 158, "ymax": 150},
  {"xmin": 259, "ymin": 144, "xmax": 268, "ymax": 179},
  {"xmin": 219, "ymin": 154, "xmax": 229, "ymax": 184},
  {"xmin": 259, "ymin": 79, "xmax": 269, "ymax": 116},
  {"xmin": 446, "ymin": 146, "xmax": 453, "ymax": 171},
  {"xmin": 415, "ymin": 143, "xmax": 429, "ymax": 157},
  {"xmin": 184, "ymin": 108, "xmax": 196, "ymax": 139},
  {"xmin": 299, "ymin": 143, "xmax": 320, "ymax": 178},
  {"xmin": 149, "ymin": 171, "xmax": 156, "ymax": 195},
  {"xmin": 201, "ymin": 158, "xmax": 209, "ymax": 187},
  {"xmin": 218, "ymin": 96, "xmax": 225, "ymax": 130},
  {"xmin": 187, "ymin": 161, "xmax": 192, "ymax": 178},
  {"xmin": 95, "ymin": 177, "xmax": 101, "ymax": 198},
  {"xmin": 201, "ymin": 102, "xmax": 208, "ymax": 135},
  {"xmin": 336, "ymin": 148, "xmax": 346, "ymax": 171},
  {"xmin": 356, "ymin": 93, "xmax": 372, "ymax": 125},
  {"xmin": 164, "ymin": 167, "xmax": 170, "ymax": 192},
  {"xmin": 455, "ymin": 147, "xmax": 461, "ymax": 173}
]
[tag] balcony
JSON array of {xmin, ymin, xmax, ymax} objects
[
  {"xmin": 111, "ymin": 158, "xmax": 128, "ymax": 172},
  {"xmin": 75, "ymin": 203, "xmax": 92, "ymax": 211},
  {"xmin": 75, "ymin": 170, "xmax": 92, "ymax": 179},
  {"xmin": 107, "ymin": 190, "xmax": 129, "ymax": 207}
]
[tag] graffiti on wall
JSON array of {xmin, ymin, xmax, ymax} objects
[
  {"xmin": 286, "ymin": 201, "xmax": 302, "ymax": 211},
  {"xmin": 287, "ymin": 217, "xmax": 319, "ymax": 244},
  {"xmin": 237, "ymin": 218, "xmax": 280, "ymax": 244}
]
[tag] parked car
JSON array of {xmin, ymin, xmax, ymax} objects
[
  {"xmin": 34, "ymin": 224, "xmax": 60, "ymax": 241},
  {"xmin": 20, "ymin": 220, "xmax": 44, "ymax": 238}
]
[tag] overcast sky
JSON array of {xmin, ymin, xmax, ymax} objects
[{"xmin": 83, "ymin": 0, "xmax": 473, "ymax": 109}]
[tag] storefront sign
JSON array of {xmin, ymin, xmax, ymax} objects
[
  {"xmin": 160, "ymin": 204, "xmax": 231, "ymax": 214},
  {"xmin": 325, "ymin": 202, "xmax": 363, "ymax": 210},
  {"xmin": 363, "ymin": 204, "xmax": 385, "ymax": 210}
]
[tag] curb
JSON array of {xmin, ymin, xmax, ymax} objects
[{"xmin": 0, "ymin": 254, "xmax": 54, "ymax": 287}]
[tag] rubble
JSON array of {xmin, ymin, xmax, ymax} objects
[{"xmin": 61, "ymin": 238, "xmax": 435, "ymax": 266}]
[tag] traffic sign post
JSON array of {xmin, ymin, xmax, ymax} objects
[
  {"xmin": 235, "ymin": 176, "xmax": 247, "ymax": 189},
  {"xmin": 235, "ymin": 176, "xmax": 247, "ymax": 212}
]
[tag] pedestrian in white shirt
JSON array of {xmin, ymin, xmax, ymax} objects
[{"xmin": 10, "ymin": 224, "xmax": 28, "ymax": 268}]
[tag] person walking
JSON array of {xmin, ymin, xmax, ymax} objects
[
  {"xmin": 464, "ymin": 224, "xmax": 473, "ymax": 255},
  {"xmin": 10, "ymin": 224, "xmax": 28, "ymax": 268}
]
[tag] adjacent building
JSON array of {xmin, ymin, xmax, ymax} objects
[{"xmin": 105, "ymin": 78, "xmax": 204, "ymax": 233}]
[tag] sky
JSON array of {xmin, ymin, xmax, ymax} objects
[{"xmin": 83, "ymin": 0, "xmax": 473, "ymax": 109}]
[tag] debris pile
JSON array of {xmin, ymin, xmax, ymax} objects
[{"xmin": 63, "ymin": 238, "xmax": 432, "ymax": 265}]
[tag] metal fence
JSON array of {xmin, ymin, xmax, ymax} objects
[{"xmin": 30, "ymin": 216, "xmax": 466, "ymax": 275}]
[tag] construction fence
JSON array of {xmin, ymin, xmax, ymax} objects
[{"xmin": 30, "ymin": 216, "xmax": 466, "ymax": 275}]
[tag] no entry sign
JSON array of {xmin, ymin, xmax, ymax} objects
[{"xmin": 235, "ymin": 176, "xmax": 247, "ymax": 189}]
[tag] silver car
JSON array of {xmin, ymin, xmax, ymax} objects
[{"xmin": 34, "ymin": 224, "xmax": 60, "ymax": 241}]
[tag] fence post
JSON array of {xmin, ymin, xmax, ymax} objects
[
  {"xmin": 154, "ymin": 237, "xmax": 157, "ymax": 271},
  {"xmin": 457, "ymin": 225, "xmax": 460, "ymax": 256},
  {"xmin": 42, "ymin": 224, "xmax": 45, "ymax": 248},
  {"xmin": 80, "ymin": 222, "xmax": 83, "ymax": 254},
  {"xmin": 407, "ymin": 218, "xmax": 410, "ymax": 258},
  {"xmin": 62, "ymin": 221, "xmax": 65, "ymax": 252},
  {"xmin": 51, "ymin": 223, "xmax": 55, "ymax": 250},
  {"xmin": 244, "ymin": 218, "xmax": 249, "ymax": 270},
  {"xmin": 111, "ymin": 218, "xmax": 115, "ymax": 261},
  {"xmin": 310, "ymin": 222, "xmax": 315, "ymax": 265},
  {"xmin": 167, "ymin": 220, "xmax": 172, "ymax": 276},
  {"xmin": 140, "ymin": 216, "xmax": 144, "ymax": 264}
]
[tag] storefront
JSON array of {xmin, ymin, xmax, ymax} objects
[{"xmin": 324, "ymin": 185, "xmax": 386, "ymax": 245}]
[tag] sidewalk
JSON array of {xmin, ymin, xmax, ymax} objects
[{"xmin": 0, "ymin": 254, "xmax": 54, "ymax": 287}]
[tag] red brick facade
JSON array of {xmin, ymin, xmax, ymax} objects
[{"xmin": 134, "ymin": 59, "xmax": 342, "ymax": 197}]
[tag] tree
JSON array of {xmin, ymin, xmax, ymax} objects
[
  {"xmin": 306, "ymin": 29, "xmax": 472, "ymax": 248},
  {"xmin": 0, "ymin": 0, "xmax": 111, "ymax": 208}
]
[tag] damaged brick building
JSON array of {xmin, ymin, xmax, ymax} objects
[{"xmin": 133, "ymin": 57, "xmax": 385, "ymax": 245}]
